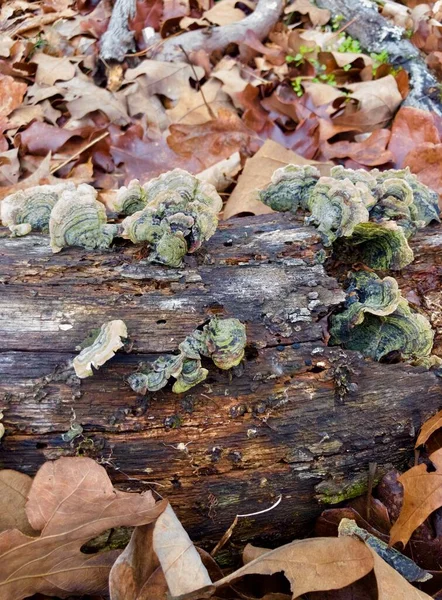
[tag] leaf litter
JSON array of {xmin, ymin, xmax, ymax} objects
[{"xmin": 1, "ymin": 0, "xmax": 442, "ymax": 599}]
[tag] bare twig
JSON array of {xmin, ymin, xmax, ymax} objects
[{"xmin": 50, "ymin": 132, "xmax": 109, "ymax": 175}]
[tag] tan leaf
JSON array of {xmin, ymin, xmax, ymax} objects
[
  {"xmin": 369, "ymin": 547, "xmax": 432, "ymax": 599},
  {"xmin": 31, "ymin": 52, "xmax": 76, "ymax": 86},
  {"xmin": 166, "ymin": 80, "xmax": 231, "ymax": 126},
  {"xmin": 284, "ymin": 0, "xmax": 331, "ymax": 26},
  {"xmin": 0, "ymin": 148, "xmax": 20, "ymax": 186},
  {"xmin": 124, "ymin": 60, "xmax": 204, "ymax": 103},
  {"xmin": 203, "ymin": 0, "xmax": 248, "ymax": 25},
  {"xmin": 388, "ymin": 106, "xmax": 440, "ymax": 168},
  {"xmin": 390, "ymin": 448, "xmax": 442, "ymax": 547},
  {"xmin": 110, "ymin": 503, "xmax": 211, "ymax": 599},
  {"xmin": 0, "ymin": 74, "xmax": 27, "ymax": 119},
  {"xmin": 223, "ymin": 139, "xmax": 331, "ymax": 219},
  {"xmin": 0, "ymin": 470, "xmax": 37, "ymax": 536},
  {"xmin": 333, "ymin": 75, "xmax": 402, "ymax": 132},
  {"xmin": 213, "ymin": 537, "xmax": 374, "ymax": 597},
  {"xmin": 0, "ymin": 153, "xmax": 55, "ymax": 200},
  {"xmin": 0, "ymin": 456, "xmax": 167, "ymax": 600},
  {"xmin": 416, "ymin": 410, "xmax": 442, "ymax": 448},
  {"xmin": 197, "ymin": 152, "xmax": 241, "ymax": 191},
  {"xmin": 0, "ymin": 34, "xmax": 14, "ymax": 58},
  {"xmin": 212, "ymin": 57, "xmax": 254, "ymax": 109},
  {"xmin": 7, "ymin": 104, "xmax": 45, "ymax": 130}
]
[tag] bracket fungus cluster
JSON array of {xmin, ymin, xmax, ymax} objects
[
  {"xmin": 1, "ymin": 169, "xmax": 222, "ymax": 267},
  {"xmin": 73, "ymin": 320, "xmax": 128, "ymax": 378},
  {"xmin": 260, "ymin": 165, "xmax": 440, "ymax": 270},
  {"xmin": 329, "ymin": 271, "xmax": 438, "ymax": 365},
  {"xmin": 119, "ymin": 169, "xmax": 223, "ymax": 268},
  {"xmin": 128, "ymin": 318, "xmax": 247, "ymax": 395}
]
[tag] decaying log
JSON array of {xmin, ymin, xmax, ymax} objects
[
  {"xmin": 0, "ymin": 214, "xmax": 441, "ymax": 556},
  {"xmin": 100, "ymin": 0, "xmax": 137, "ymax": 62},
  {"xmin": 316, "ymin": 0, "xmax": 442, "ymax": 116}
]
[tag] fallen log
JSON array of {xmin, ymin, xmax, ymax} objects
[{"xmin": 0, "ymin": 213, "xmax": 441, "ymax": 558}]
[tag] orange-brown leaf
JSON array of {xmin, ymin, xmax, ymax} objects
[
  {"xmin": 388, "ymin": 107, "xmax": 440, "ymax": 168},
  {"xmin": 0, "ymin": 457, "xmax": 167, "ymax": 600},
  {"xmin": 403, "ymin": 142, "xmax": 442, "ymax": 201},
  {"xmin": 322, "ymin": 129, "xmax": 393, "ymax": 167},
  {"xmin": 0, "ymin": 74, "xmax": 27, "ymax": 119},
  {"xmin": 390, "ymin": 448, "xmax": 442, "ymax": 547},
  {"xmin": 416, "ymin": 410, "xmax": 442, "ymax": 448}
]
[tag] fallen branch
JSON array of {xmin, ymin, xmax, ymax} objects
[
  {"xmin": 100, "ymin": 0, "xmax": 137, "ymax": 62},
  {"xmin": 152, "ymin": 0, "xmax": 285, "ymax": 62},
  {"xmin": 316, "ymin": 0, "xmax": 442, "ymax": 116}
]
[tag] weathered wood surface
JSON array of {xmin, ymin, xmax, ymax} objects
[{"xmin": 0, "ymin": 214, "xmax": 441, "ymax": 554}]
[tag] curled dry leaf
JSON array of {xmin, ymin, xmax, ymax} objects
[
  {"xmin": 390, "ymin": 448, "xmax": 442, "ymax": 547},
  {"xmin": 73, "ymin": 319, "xmax": 128, "ymax": 378},
  {"xmin": 416, "ymin": 409, "xmax": 442, "ymax": 448},
  {"xmin": 223, "ymin": 139, "xmax": 330, "ymax": 219},
  {"xmin": 0, "ymin": 457, "xmax": 167, "ymax": 600},
  {"xmin": 110, "ymin": 503, "xmax": 211, "ymax": 600},
  {"xmin": 31, "ymin": 52, "xmax": 76, "ymax": 86},
  {"xmin": 284, "ymin": 0, "xmax": 331, "ymax": 27},
  {"xmin": 196, "ymin": 151, "xmax": 241, "ymax": 191}
]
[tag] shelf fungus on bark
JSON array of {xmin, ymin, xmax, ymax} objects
[
  {"xmin": 109, "ymin": 179, "xmax": 146, "ymax": 216},
  {"xmin": 121, "ymin": 169, "xmax": 222, "ymax": 267},
  {"xmin": 128, "ymin": 318, "xmax": 246, "ymax": 395},
  {"xmin": 330, "ymin": 271, "xmax": 435, "ymax": 363},
  {"xmin": 259, "ymin": 164, "xmax": 321, "ymax": 213},
  {"xmin": 0, "ymin": 182, "xmax": 75, "ymax": 236},
  {"xmin": 49, "ymin": 184, "xmax": 119, "ymax": 253},
  {"xmin": 73, "ymin": 319, "xmax": 128, "ymax": 378},
  {"xmin": 305, "ymin": 177, "xmax": 371, "ymax": 245},
  {"xmin": 336, "ymin": 221, "xmax": 414, "ymax": 270},
  {"xmin": 373, "ymin": 167, "xmax": 440, "ymax": 227}
]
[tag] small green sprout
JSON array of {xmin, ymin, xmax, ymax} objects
[
  {"xmin": 312, "ymin": 73, "xmax": 336, "ymax": 86},
  {"xmin": 370, "ymin": 49, "xmax": 389, "ymax": 74},
  {"xmin": 291, "ymin": 76, "xmax": 304, "ymax": 96},
  {"xmin": 331, "ymin": 14, "xmax": 345, "ymax": 30},
  {"xmin": 337, "ymin": 33, "xmax": 361, "ymax": 54},
  {"xmin": 286, "ymin": 45, "xmax": 315, "ymax": 67}
]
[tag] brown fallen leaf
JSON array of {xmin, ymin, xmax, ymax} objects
[
  {"xmin": 0, "ymin": 153, "xmax": 56, "ymax": 200},
  {"xmin": 201, "ymin": 0, "xmax": 248, "ymax": 26},
  {"xmin": 284, "ymin": 0, "xmax": 331, "ymax": 26},
  {"xmin": 416, "ymin": 410, "xmax": 442, "ymax": 449},
  {"xmin": 213, "ymin": 537, "xmax": 374, "ymax": 597},
  {"xmin": 18, "ymin": 121, "xmax": 91, "ymax": 155},
  {"xmin": 166, "ymin": 80, "xmax": 231, "ymax": 126},
  {"xmin": 390, "ymin": 448, "xmax": 442, "ymax": 547},
  {"xmin": 124, "ymin": 60, "xmax": 204, "ymax": 103},
  {"xmin": 223, "ymin": 139, "xmax": 330, "ymax": 219},
  {"xmin": 403, "ymin": 142, "xmax": 442, "ymax": 200},
  {"xmin": 110, "ymin": 503, "xmax": 212, "ymax": 599},
  {"xmin": 0, "ymin": 148, "xmax": 20, "ymax": 186},
  {"xmin": 333, "ymin": 76, "xmax": 402, "ymax": 132},
  {"xmin": 0, "ymin": 470, "xmax": 37, "ymax": 536},
  {"xmin": 0, "ymin": 74, "xmax": 27, "ymax": 119},
  {"xmin": 388, "ymin": 106, "xmax": 440, "ymax": 168},
  {"xmin": 197, "ymin": 152, "xmax": 241, "ymax": 191},
  {"xmin": 168, "ymin": 108, "xmax": 254, "ymax": 171},
  {"xmin": 0, "ymin": 457, "xmax": 167, "ymax": 600},
  {"xmin": 31, "ymin": 52, "xmax": 76, "ymax": 86},
  {"xmin": 110, "ymin": 123, "xmax": 198, "ymax": 183},
  {"xmin": 369, "ymin": 547, "xmax": 432, "ymax": 599},
  {"xmin": 322, "ymin": 129, "xmax": 393, "ymax": 167}
]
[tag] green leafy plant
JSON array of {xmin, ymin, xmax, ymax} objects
[
  {"xmin": 337, "ymin": 33, "xmax": 361, "ymax": 54},
  {"xmin": 370, "ymin": 49, "xmax": 389, "ymax": 74},
  {"xmin": 286, "ymin": 45, "xmax": 315, "ymax": 67},
  {"xmin": 291, "ymin": 76, "xmax": 304, "ymax": 96},
  {"xmin": 331, "ymin": 14, "xmax": 345, "ymax": 30},
  {"xmin": 312, "ymin": 72, "xmax": 337, "ymax": 86}
]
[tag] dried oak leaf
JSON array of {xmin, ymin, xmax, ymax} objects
[
  {"xmin": 110, "ymin": 503, "xmax": 211, "ymax": 599},
  {"xmin": 403, "ymin": 142, "xmax": 442, "ymax": 200},
  {"xmin": 388, "ymin": 106, "xmax": 440, "ymax": 168},
  {"xmin": 110, "ymin": 124, "xmax": 198, "ymax": 184},
  {"xmin": 390, "ymin": 448, "xmax": 442, "ymax": 547},
  {"xmin": 284, "ymin": 0, "xmax": 331, "ymax": 26},
  {"xmin": 416, "ymin": 410, "xmax": 442, "ymax": 449},
  {"xmin": 168, "ymin": 108, "xmax": 254, "ymax": 171},
  {"xmin": 322, "ymin": 129, "xmax": 393, "ymax": 167},
  {"xmin": 0, "ymin": 457, "xmax": 167, "ymax": 600},
  {"xmin": 31, "ymin": 52, "xmax": 76, "ymax": 86},
  {"xmin": 0, "ymin": 74, "xmax": 27, "ymax": 119},
  {"xmin": 210, "ymin": 537, "xmax": 374, "ymax": 598}
]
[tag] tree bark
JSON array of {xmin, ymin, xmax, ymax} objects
[
  {"xmin": 316, "ymin": 0, "xmax": 442, "ymax": 116},
  {"xmin": 0, "ymin": 214, "xmax": 441, "ymax": 555}
]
